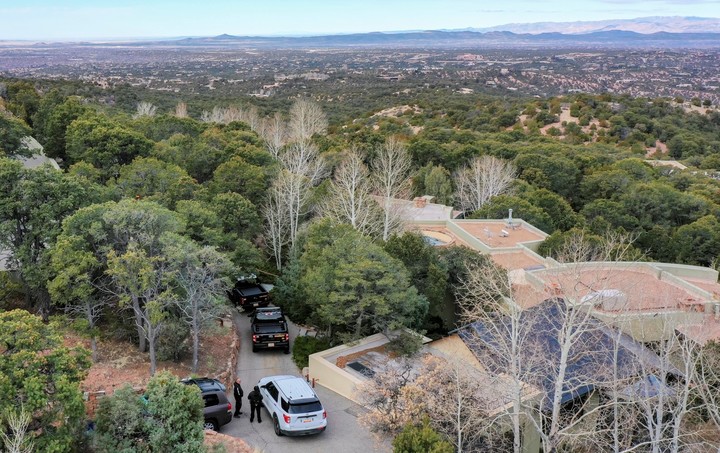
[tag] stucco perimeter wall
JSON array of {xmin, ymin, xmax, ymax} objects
[
  {"xmin": 594, "ymin": 310, "xmax": 705, "ymax": 342},
  {"xmin": 406, "ymin": 219, "xmax": 447, "ymax": 228},
  {"xmin": 516, "ymin": 220, "xmax": 549, "ymax": 253},
  {"xmin": 524, "ymin": 268, "xmax": 550, "ymax": 292},
  {"xmin": 308, "ymin": 343, "xmax": 368, "ymax": 405},
  {"xmin": 446, "ymin": 220, "xmax": 493, "ymax": 253},
  {"xmin": 658, "ymin": 271, "xmax": 714, "ymax": 301},
  {"xmin": 656, "ymin": 263, "xmax": 719, "ymax": 282}
]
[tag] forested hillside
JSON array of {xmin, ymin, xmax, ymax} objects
[
  {"xmin": 0, "ymin": 77, "xmax": 720, "ymax": 324},
  {"xmin": 1, "ymin": 76, "xmax": 720, "ymax": 450}
]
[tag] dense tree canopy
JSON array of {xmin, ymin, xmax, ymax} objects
[
  {"xmin": 0, "ymin": 112, "xmax": 31, "ymax": 156},
  {"xmin": 0, "ymin": 159, "xmax": 96, "ymax": 318},
  {"xmin": 3, "ymin": 72, "xmax": 720, "ymax": 450},
  {"xmin": 94, "ymin": 371, "xmax": 205, "ymax": 452},
  {"xmin": 276, "ymin": 221, "xmax": 427, "ymax": 340},
  {"xmin": 0, "ymin": 309, "xmax": 90, "ymax": 452},
  {"xmin": 65, "ymin": 114, "xmax": 154, "ymax": 178}
]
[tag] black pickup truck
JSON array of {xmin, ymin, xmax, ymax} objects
[
  {"xmin": 227, "ymin": 274, "xmax": 270, "ymax": 311},
  {"xmin": 251, "ymin": 307, "xmax": 290, "ymax": 354}
]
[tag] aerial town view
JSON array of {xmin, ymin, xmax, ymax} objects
[{"xmin": 2, "ymin": 1, "xmax": 720, "ymax": 452}]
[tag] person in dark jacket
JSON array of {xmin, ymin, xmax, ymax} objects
[
  {"xmin": 248, "ymin": 385, "xmax": 263, "ymax": 423},
  {"xmin": 233, "ymin": 378, "xmax": 244, "ymax": 417}
]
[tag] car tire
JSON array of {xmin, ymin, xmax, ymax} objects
[
  {"xmin": 283, "ymin": 346, "xmax": 290, "ymax": 354},
  {"xmin": 273, "ymin": 415, "xmax": 284, "ymax": 437},
  {"xmin": 204, "ymin": 419, "xmax": 219, "ymax": 431},
  {"xmin": 252, "ymin": 345, "xmax": 258, "ymax": 353}
]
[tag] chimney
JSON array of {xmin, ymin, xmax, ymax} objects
[{"xmin": 414, "ymin": 197, "xmax": 427, "ymax": 208}]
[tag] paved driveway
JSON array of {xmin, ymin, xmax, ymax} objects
[{"xmin": 221, "ymin": 309, "xmax": 390, "ymax": 453}]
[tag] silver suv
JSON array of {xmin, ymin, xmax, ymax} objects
[{"xmin": 257, "ymin": 375, "xmax": 327, "ymax": 436}]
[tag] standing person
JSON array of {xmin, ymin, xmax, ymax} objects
[
  {"xmin": 233, "ymin": 378, "xmax": 243, "ymax": 417},
  {"xmin": 248, "ymin": 385, "xmax": 263, "ymax": 423}
]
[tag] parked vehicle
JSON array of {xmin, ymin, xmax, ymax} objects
[
  {"xmin": 181, "ymin": 377, "xmax": 233, "ymax": 431},
  {"xmin": 257, "ymin": 375, "xmax": 327, "ymax": 436},
  {"xmin": 251, "ymin": 307, "xmax": 290, "ymax": 353},
  {"xmin": 227, "ymin": 274, "xmax": 270, "ymax": 311}
]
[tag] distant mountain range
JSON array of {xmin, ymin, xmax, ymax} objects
[
  {"xmin": 150, "ymin": 29, "xmax": 720, "ymax": 49},
  {"xmin": 463, "ymin": 16, "xmax": 720, "ymax": 35},
  {"xmin": 4, "ymin": 16, "xmax": 720, "ymax": 49}
]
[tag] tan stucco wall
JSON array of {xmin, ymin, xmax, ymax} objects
[{"xmin": 308, "ymin": 350, "xmax": 364, "ymax": 403}]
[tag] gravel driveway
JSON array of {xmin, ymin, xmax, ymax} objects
[{"xmin": 221, "ymin": 309, "xmax": 391, "ymax": 453}]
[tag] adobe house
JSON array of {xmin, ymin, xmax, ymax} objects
[{"xmin": 308, "ymin": 201, "xmax": 718, "ymax": 450}]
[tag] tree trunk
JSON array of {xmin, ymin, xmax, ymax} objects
[
  {"xmin": 191, "ymin": 319, "xmax": 200, "ymax": 374},
  {"xmin": 35, "ymin": 290, "xmax": 51, "ymax": 323},
  {"xmin": 548, "ymin": 340, "xmax": 571, "ymax": 453},
  {"xmin": 132, "ymin": 295, "xmax": 147, "ymax": 352},
  {"xmin": 355, "ymin": 313, "xmax": 364, "ymax": 338},
  {"xmin": 148, "ymin": 327, "xmax": 157, "ymax": 376},
  {"xmin": 382, "ymin": 198, "xmax": 391, "ymax": 242}
]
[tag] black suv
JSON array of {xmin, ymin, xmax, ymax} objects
[
  {"xmin": 181, "ymin": 377, "xmax": 232, "ymax": 431},
  {"xmin": 227, "ymin": 274, "xmax": 271, "ymax": 311},
  {"xmin": 251, "ymin": 307, "xmax": 290, "ymax": 353}
]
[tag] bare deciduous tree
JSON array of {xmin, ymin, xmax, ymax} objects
[
  {"xmin": 321, "ymin": 148, "xmax": 381, "ymax": 237},
  {"xmin": 263, "ymin": 138, "xmax": 326, "ymax": 269},
  {"xmin": 200, "ymin": 105, "xmax": 259, "ymax": 126},
  {"xmin": 265, "ymin": 182, "xmax": 291, "ymax": 270},
  {"xmin": 1, "ymin": 406, "xmax": 33, "ymax": 453},
  {"xmin": 288, "ymin": 98, "xmax": 327, "ymax": 142},
  {"xmin": 277, "ymin": 141, "xmax": 326, "ymax": 250},
  {"xmin": 360, "ymin": 353, "xmax": 505, "ymax": 452},
  {"xmin": 697, "ymin": 342, "xmax": 720, "ymax": 453},
  {"xmin": 240, "ymin": 104, "xmax": 261, "ymax": 131},
  {"xmin": 455, "ymin": 155, "xmax": 516, "ymax": 213},
  {"xmin": 627, "ymin": 327, "xmax": 701, "ymax": 453},
  {"xmin": 134, "ymin": 101, "xmax": 157, "ymax": 119},
  {"xmin": 259, "ymin": 112, "xmax": 287, "ymax": 159},
  {"xmin": 533, "ymin": 232, "xmax": 640, "ymax": 453},
  {"xmin": 458, "ymin": 260, "xmax": 532, "ymax": 453},
  {"xmin": 358, "ymin": 358, "xmax": 422, "ymax": 436},
  {"xmin": 174, "ymin": 102, "xmax": 188, "ymax": 118},
  {"xmin": 200, "ymin": 108, "xmax": 214, "ymax": 123},
  {"xmin": 413, "ymin": 355, "xmax": 502, "ymax": 452},
  {"xmin": 372, "ymin": 136, "xmax": 412, "ymax": 241}
]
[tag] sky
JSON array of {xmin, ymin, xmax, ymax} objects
[{"xmin": 2, "ymin": 0, "xmax": 719, "ymax": 41}]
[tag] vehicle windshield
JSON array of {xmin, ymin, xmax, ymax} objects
[
  {"xmin": 289, "ymin": 401, "xmax": 322, "ymax": 414},
  {"xmin": 255, "ymin": 311, "xmax": 284, "ymax": 321}
]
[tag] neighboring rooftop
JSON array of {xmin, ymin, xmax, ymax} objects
[
  {"xmin": 529, "ymin": 264, "xmax": 718, "ymax": 312},
  {"xmin": 490, "ymin": 250, "xmax": 546, "ymax": 272},
  {"xmin": 408, "ymin": 225, "xmax": 472, "ymax": 248},
  {"xmin": 377, "ymin": 195, "xmax": 460, "ymax": 222},
  {"xmin": 453, "ymin": 220, "xmax": 547, "ymax": 250},
  {"xmin": 682, "ymin": 277, "xmax": 720, "ymax": 299}
]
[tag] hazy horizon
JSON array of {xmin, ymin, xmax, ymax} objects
[{"xmin": 2, "ymin": 0, "xmax": 720, "ymax": 41}]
